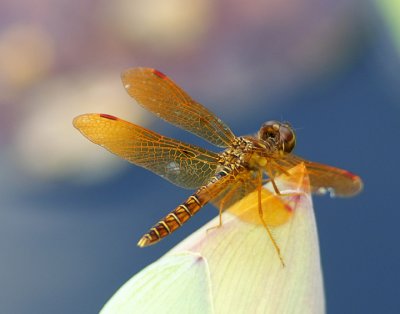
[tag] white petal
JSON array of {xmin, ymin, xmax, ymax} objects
[
  {"xmin": 172, "ymin": 164, "xmax": 324, "ymax": 313},
  {"xmin": 101, "ymin": 252, "xmax": 214, "ymax": 314},
  {"xmin": 102, "ymin": 164, "xmax": 324, "ymax": 313}
]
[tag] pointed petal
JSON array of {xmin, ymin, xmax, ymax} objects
[
  {"xmin": 102, "ymin": 164, "xmax": 324, "ymax": 313},
  {"xmin": 171, "ymin": 164, "xmax": 324, "ymax": 313}
]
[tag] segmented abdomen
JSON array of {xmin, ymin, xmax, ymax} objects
[
  {"xmin": 137, "ymin": 192, "xmax": 206, "ymax": 247},
  {"xmin": 137, "ymin": 168, "xmax": 234, "ymax": 247}
]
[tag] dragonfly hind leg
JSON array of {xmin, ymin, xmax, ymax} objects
[{"xmin": 206, "ymin": 182, "xmax": 242, "ymax": 233}]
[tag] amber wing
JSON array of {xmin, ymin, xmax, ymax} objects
[
  {"xmin": 211, "ymin": 170, "xmax": 259, "ymax": 210},
  {"xmin": 272, "ymin": 154, "xmax": 363, "ymax": 197},
  {"xmin": 73, "ymin": 114, "xmax": 220, "ymax": 189},
  {"xmin": 121, "ymin": 68, "xmax": 236, "ymax": 148}
]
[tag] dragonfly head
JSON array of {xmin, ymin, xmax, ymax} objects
[{"xmin": 258, "ymin": 121, "xmax": 296, "ymax": 153}]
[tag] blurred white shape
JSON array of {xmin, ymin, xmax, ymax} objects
[
  {"xmin": 0, "ymin": 24, "xmax": 54, "ymax": 103},
  {"xmin": 101, "ymin": 0, "xmax": 213, "ymax": 54},
  {"xmin": 101, "ymin": 164, "xmax": 325, "ymax": 314},
  {"xmin": 12, "ymin": 71, "xmax": 149, "ymax": 183},
  {"xmin": 101, "ymin": 252, "xmax": 213, "ymax": 314},
  {"xmin": 376, "ymin": 0, "xmax": 400, "ymax": 52}
]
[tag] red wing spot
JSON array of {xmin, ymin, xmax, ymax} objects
[
  {"xmin": 152, "ymin": 69, "xmax": 167, "ymax": 79},
  {"xmin": 100, "ymin": 114, "xmax": 118, "ymax": 120},
  {"xmin": 344, "ymin": 170, "xmax": 358, "ymax": 180}
]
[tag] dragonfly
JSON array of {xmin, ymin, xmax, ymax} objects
[{"xmin": 73, "ymin": 67, "xmax": 363, "ymax": 264}]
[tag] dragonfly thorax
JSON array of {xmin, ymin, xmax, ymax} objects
[
  {"xmin": 218, "ymin": 137, "xmax": 272, "ymax": 171},
  {"xmin": 218, "ymin": 122, "xmax": 296, "ymax": 173}
]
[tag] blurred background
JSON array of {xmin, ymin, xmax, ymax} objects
[{"xmin": 1, "ymin": 0, "xmax": 399, "ymax": 313}]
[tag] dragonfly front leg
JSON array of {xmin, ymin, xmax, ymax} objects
[
  {"xmin": 265, "ymin": 163, "xmax": 283, "ymax": 195},
  {"xmin": 257, "ymin": 170, "xmax": 286, "ymax": 267},
  {"xmin": 265, "ymin": 163, "xmax": 305, "ymax": 201}
]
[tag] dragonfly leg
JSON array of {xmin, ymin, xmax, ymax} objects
[
  {"xmin": 257, "ymin": 171, "xmax": 285, "ymax": 267},
  {"xmin": 265, "ymin": 170, "xmax": 281, "ymax": 196},
  {"xmin": 270, "ymin": 160, "xmax": 291, "ymax": 176},
  {"xmin": 263, "ymin": 176, "xmax": 305, "ymax": 204},
  {"xmin": 270, "ymin": 177, "xmax": 281, "ymax": 195},
  {"xmin": 266, "ymin": 163, "xmax": 302, "ymax": 197},
  {"xmin": 206, "ymin": 205, "xmax": 224, "ymax": 233},
  {"xmin": 262, "ymin": 177, "xmax": 271, "ymax": 184},
  {"xmin": 207, "ymin": 182, "xmax": 241, "ymax": 233},
  {"xmin": 264, "ymin": 167, "xmax": 305, "ymax": 212},
  {"xmin": 265, "ymin": 163, "xmax": 282, "ymax": 195},
  {"xmin": 266, "ymin": 160, "xmax": 307, "ymax": 199}
]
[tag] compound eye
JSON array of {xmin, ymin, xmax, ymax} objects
[
  {"xmin": 258, "ymin": 120, "xmax": 280, "ymax": 141},
  {"xmin": 280, "ymin": 124, "xmax": 296, "ymax": 153}
]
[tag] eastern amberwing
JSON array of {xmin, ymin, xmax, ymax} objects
[{"xmin": 73, "ymin": 68, "xmax": 362, "ymax": 263}]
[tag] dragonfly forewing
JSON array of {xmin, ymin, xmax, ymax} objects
[{"xmin": 121, "ymin": 68, "xmax": 236, "ymax": 147}]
